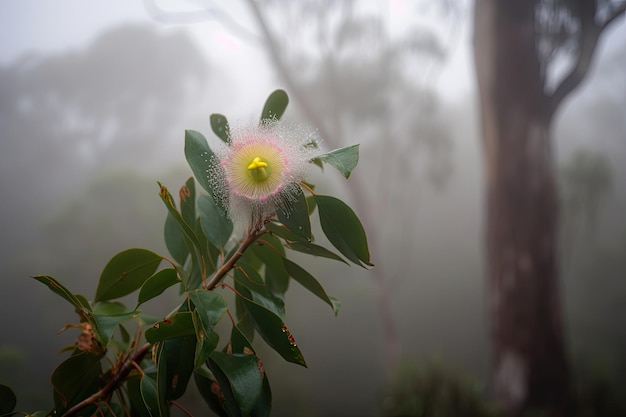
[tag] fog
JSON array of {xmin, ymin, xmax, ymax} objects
[{"xmin": 1, "ymin": 2, "xmax": 625, "ymax": 416}]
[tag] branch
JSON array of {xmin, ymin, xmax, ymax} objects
[
  {"xmin": 62, "ymin": 342, "xmax": 152, "ymax": 417},
  {"xmin": 548, "ymin": 3, "xmax": 626, "ymax": 117},
  {"xmin": 204, "ymin": 223, "xmax": 263, "ymax": 290},
  {"xmin": 245, "ymin": 0, "xmax": 336, "ymax": 149}
]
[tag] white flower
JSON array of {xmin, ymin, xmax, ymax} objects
[{"xmin": 210, "ymin": 120, "xmax": 317, "ymax": 228}]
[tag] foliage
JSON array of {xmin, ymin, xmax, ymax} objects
[
  {"xmin": 4, "ymin": 90, "xmax": 370, "ymax": 417},
  {"xmin": 380, "ymin": 358, "xmax": 502, "ymax": 417}
]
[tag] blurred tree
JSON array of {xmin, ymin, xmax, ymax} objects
[
  {"xmin": 0, "ymin": 25, "xmax": 210, "ymax": 410},
  {"xmin": 248, "ymin": 0, "xmax": 456, "ymax": 370},
  {"xmin": 473, "ymin": 0, "xmax": 625, "ymax": 415}
]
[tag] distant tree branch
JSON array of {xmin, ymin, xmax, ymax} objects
[
  {"xmin": 600, "ymin": 2, "xmax": 626, "ymax": 31},
  {"xmin": 548, "ymin": 3, "xmax": 626, "ymax": 117},
  {"xmin": 245, "ymin": 0, "xmax": 336, "ymax": 149}
]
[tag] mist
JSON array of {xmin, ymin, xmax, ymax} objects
[{"xmin": 1, "ymin": 2, "xmax": 625, "ymax": 416}]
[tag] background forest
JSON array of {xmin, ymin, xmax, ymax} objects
[{"xmin": 0, "ymin": 1, "xmax": 625, "ymax": 416}]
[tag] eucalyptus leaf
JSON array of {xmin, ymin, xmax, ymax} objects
[
  {"xmin": 145, "ymin": 312, "xmax": 196, "ymax": 344},
  {"xmin": 283, "ymin": 258, "xmax": 340, "ymax": 316},
  {"xmin": 159, "ymin": 183, "xmax": 206, "ymax": 288},
  {"xmin": 276, "ymin": 188, "xmax": 311, "ymax": 241},
  {"xmin": 199, "ymin": 193, "xmax": 233, "ymax": 249},
  {"xmin": 139, "ymin": 375, "xmax": 160, "ymax": 417},
  {"xmin": 137, "ymin": 268, "xmax": 181, "ymax": 307},
  {"xmin": 315, "ymin": 144, "xmax": 360, "ymax": 179},
  {"xmin": 285, "ymin": 241, "xmax": 348, "ymax": 264},
  {"xmin": 194, "ymin": 372, "xmax": 230, "ymax": 417},
  {"xmin": 31, "ymin": 275, "xmax": 91, "ymax": 317},
  {"xmin": 208, "ymin": 351, "xmax": 263, "ymax": 417},
  {"xmin": 260, "ymin": 89, "xmax": 288, "ymax": 122},
  {"xmin": 180, "ymin": 177, "xmax": 196, "ymax": 229},
  {"xmin": 51, "ymin": 352, "xmax": 102, "ymax": 413},
  {"xmin": 91, "ymin": 310, "xmax": 138, "ymax": 347},
  {"xmin": 192, "ymin": 310, "xmax": 220, "ymax": 370},
  {"xmin": 239, "ymin": 296, "xmax": 306, "ymax": 367},
  {"xmin": 249, "ymin": 236, "xmax": 289, "ymax": 296},
  {"xmin": 189, "ymin": 290, "xmax": 227, "ymax": 367},
  {"xmin": 314, "ymin": 195, "xmax": 372, "ymax": 268},
  {"xmin": 164, "ymin": 212, "xmax": 188, "ymax": 265},
  {"xmin": 156, "ymin": 335, "xmax": 196, "ymax": 404},
  {"xmin": 184, "ymin": 129, "xmax": 216, "ymax": 197},
  {"xmin": 210, "ymin": 113, "xmax": 230, "ymax": 143},
  {"xmin": 234, "ymin": 267, "xmax": 285, "ymax": 319},
  {"xmin": 0, "ymin": 384, "xmax": 16, "ymax": 416},
  {"xmin": 94, "ymin": 248, "xmax": 162, "ymax": 302},
  {"xmin": 264, "ymin": 222, "xmax": 306, "ymax": 243}
]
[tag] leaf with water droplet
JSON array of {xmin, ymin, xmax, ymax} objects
[
  {"xmin": 210, "ymin": 113, "xmax": 230, "ymax": 143},
  {"xmin": 314, "ymin": 144, "xmax": 360, "ymax": 179},
  {"xmin": 239, "ymin": 296, "xmax": 306, "ymax": 367},
  {"xmin": 260, "ymin": 89, "xmax": 289, "ymax": 122},
  {"xmin": 277, "ymin": 187, "xmax": 311, "ymax": 241},
  {"xmin": 185, "ymin": 129, "xmax": 217, "ymax": 198}
]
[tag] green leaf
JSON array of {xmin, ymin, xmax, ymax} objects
[
  {"xmin": 193, "ymin": 313, "xmax": 220, "ymax": 370},
  {"xmin": 306, "ymin": 195, "xmax": 317, "ymax": 215},
  {"xmin": 51, "ymin": 352, "xmax": 102, "ymax": 412},
  {"xmin": 234, "ymin": 266, "xmax": 285, "ymax": 318},
  {"xmin": 145, "ymin": 312, "xmax": 196, "ymax": 344},
  {"xmin": 283, "ymin": 258, "xmax": 340, "ymax": 316},
  {"xmin": 156, "ymin": 335, "xmax": 196, "ymax": 404},
  {"xmin": 164, "ymin": 212, "xmax": 188, "ymax": 265},
  {"xmin": 211, "ymin": 113, "xmax": 230, "ymax": 143},
  {"xmin": 285, "ymin": 241, "xmax": 348, "ymax": 264},
  {"xmin": 199, "ymin": 194, "xmax": 233, "ymax": 249},
  {"xmin": 139, "ymin": 375, "xmax": 160, "ymax": 417},
  {"xmin": 0, "ymin": 384, "xmax": 16, "ymax": 416},
  {"xmin": 137, "ymin": 269, "xmax": 182, "ymax": 307},
  {"xmin": 208, "ymin": 351, "xmax": 263, "ymax": 417},
  {"xmin": 249, "ymin": 236, "xmax": 289, "ymax": 296},
  {"xmin": 189, "ymin": 290, "xmax": 227, "ymax": 368},
  {"xmin": 31, "ymin": 275, "xmax": 91, "ymax": 316},
  {"xmin": 276, "ymin": 188, "xmax": 311, "ymax": 241},
  {"xmin": 94, "ymin": 249, "xmax": 163, "ymax": 302},
  {"xmin": 256, "ymin": 384, "xmax": 277, "ymax": 417},
  {"xmin": 239, "ymin": 297, "xmax": 306, "ymax": 367},
  {"xmin": 184, "ymin": 129, "xmax": 216, "ymax": 197},
  {"xmin": 230, "ymin": 324, "xmax": 255, "ymax": 355},
  {"xmin": 180, "ymin": 177, "xmax": 196, "ymax": 230},
  {"xmin": 126, "ymin": 376, "xmax": 152, "ymax": 417},
  {"xmin": 252, "ymin": 374, "xmax": 272, "ymax": 417},
  {"xmin": 315, "ymin": 144, "xmax": 360, "ymax": 179},
  {"xmin": 159, "ymin": 184, "xmax": 203, "ymax": 252},
  {"xmin": 189, "ymin": 290, "xmax": 228, "ymax": 330},
  {"xmin": 264, "ymin": 222, "xmax": 306, "ymax": 243},
  {"xmin": 196, "ymin": 217, "xmax": 221, "ymax": 277},
  {"xmin": 314, "ymin": 195, "xmax": 372, "ymax": 268},
  {"xmin": 194, "ymin": 372, "xmax": 229, "ymax": 417},
  {"xmin": 91, "ymin": 311, "xmax": 139, "ymax": 347},
  {"xmin": 92, "ymin": 301, "xmax": 127, "ymax": 315},
  {"xmin": 159, "ymin": 183, "xmax": 206, "ymax": 288},
  {"xmin": 260, "ymin": 89, "xmax": 289, "ymax": 122}
]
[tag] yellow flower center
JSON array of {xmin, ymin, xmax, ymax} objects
[{"xmin": 247, "ymin": 156, "xmax": 271, "ymax": 181}]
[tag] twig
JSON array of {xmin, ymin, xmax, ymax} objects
[
  {"xmin": 204, "ymin": 224, "xmax": 264, "ymax": 291},
  {"xmin": 61, "ymin": 342, "xmax": 152, "ymax": 417}
]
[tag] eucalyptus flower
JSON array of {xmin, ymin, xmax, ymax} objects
[{"xmin": 210, "ymin": 120, "xmax": 317, "ymax": 228}]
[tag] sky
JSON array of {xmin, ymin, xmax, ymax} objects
[{"xmin": 0, "ymin": 0, "xmax": 477, "ymax": 104}]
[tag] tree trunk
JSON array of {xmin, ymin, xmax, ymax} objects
[{"xmin": 474, "ymin": 1, "xmax": 570, "ymax": 415}]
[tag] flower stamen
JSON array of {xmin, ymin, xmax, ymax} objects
[{"xmin": 247, "ymin": 156, "xmax": 271, "ymax": 181}]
